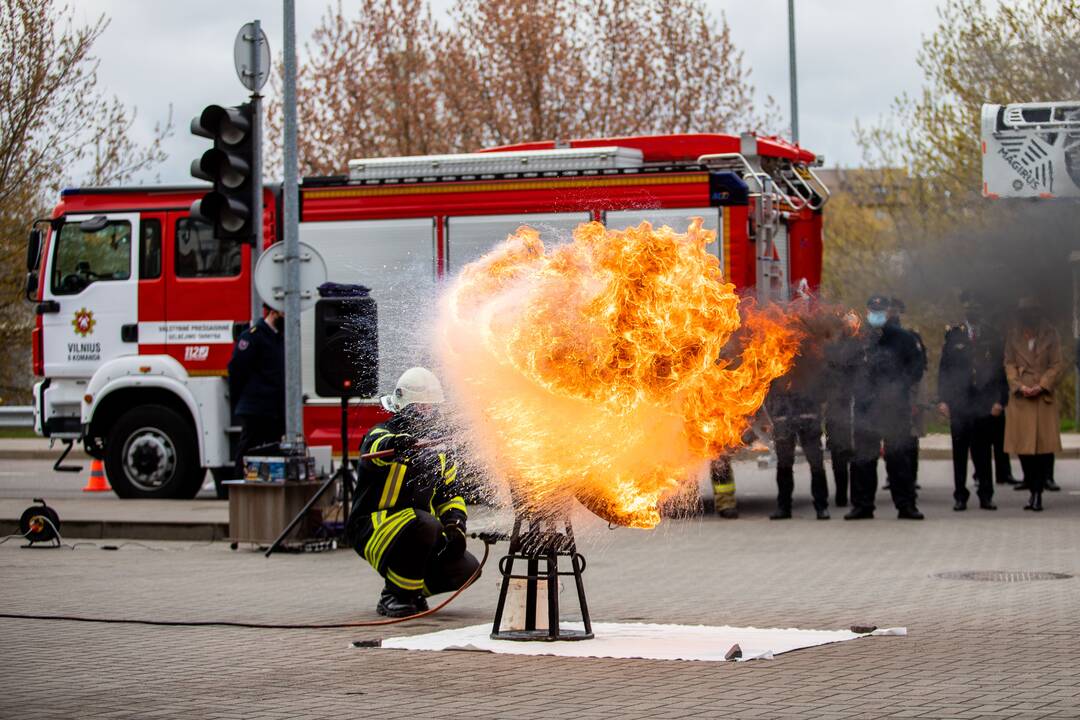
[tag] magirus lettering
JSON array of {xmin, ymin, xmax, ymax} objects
[{"xmin": 998, "ymin": 146, "xmax": 1041, "ymax": 191}]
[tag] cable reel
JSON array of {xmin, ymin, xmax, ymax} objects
[{"xmin": 18, "ymin": 498, "xmax": 61, "ymax": 548}]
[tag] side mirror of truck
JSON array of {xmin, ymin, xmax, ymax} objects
[
  {"xmin": 26, "ymin": 228, "xmax": 42, "ymax": 272},
  {"xmin": 24, "ymin": 271, "xmax": 38, "ymax": 300}
]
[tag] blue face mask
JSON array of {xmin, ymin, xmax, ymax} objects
[{"xmin": 867, "ymin": 310, "xmax": 887, "ymax": 328}]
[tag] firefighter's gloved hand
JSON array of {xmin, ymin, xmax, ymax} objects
[
  {"xmin": 389, "ymin": 433, "xmax": 419, "ymax": 461},
  {"xmin": 441, "ymin": 520, "xmax": 466, "ymax": 559}
]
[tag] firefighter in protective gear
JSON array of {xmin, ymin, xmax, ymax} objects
[
  {"xmin": 710, "ymin": 456, "xmax": 737, "ymax": 518},
  {"xmin": 348, "ymin": 367, "xmax": 478, "ymax": 617}
]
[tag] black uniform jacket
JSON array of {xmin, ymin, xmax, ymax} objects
[
  {"xmin": 937, "ymin": 323, "xmax": 1008, "ymax": 420},
  {"xmin": 227, "ymin": 318, "xmax": 285, "ymax": 419},
  {"xmin": 853, "ymin": 323, "xmax": 926, "ymax": 434},
  {"xmin": 347, "ymin": 410, "xmax": 467, "ymax": 571},
  {"xmin": 766, "ymin": 337, "xmax": 826, "ymax": 423},
  {"xmin": 823, "ymin": 334, "xmax": 861, "ymax": 422}
]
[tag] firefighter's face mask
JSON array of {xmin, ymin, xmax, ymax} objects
[{"xmin": 866, "ymin": 310, "xmax": 887, "ymax": 328}]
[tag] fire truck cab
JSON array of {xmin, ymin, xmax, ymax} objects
[{"xmin": 27, "ymin": 133, "xmax": 828, "ymax": 499}]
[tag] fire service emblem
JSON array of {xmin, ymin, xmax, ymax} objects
[{"xmin": 71, "ymin": 308, "xmax": 96, "ymax": 337}]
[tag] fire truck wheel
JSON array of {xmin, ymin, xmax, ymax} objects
[{"xmin": 105, "ymin": 405, "xmax": 201, "ymax": 499}]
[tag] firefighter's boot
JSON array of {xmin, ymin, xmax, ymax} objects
[
  {"xmin": 711, "ymin": 457, "xmax": 738, "ymax": 519},
  {"xmin": 377, "ymin": 588, "xmax": 422, "ymax": 618},
  {"xmin": 770, "ymin": 467, "xmax": 794, "ymax": 519}
]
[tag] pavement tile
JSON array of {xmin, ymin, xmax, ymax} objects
[{"xmin": 2, "ymin": 458, "xmax": 1080, "ymax": 718}]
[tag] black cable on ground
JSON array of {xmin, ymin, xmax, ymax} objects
[{"xmin": 0, "ymin": 541, "xmax": 490, "ymax": 630}]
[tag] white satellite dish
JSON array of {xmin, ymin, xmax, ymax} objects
[{"xmin": 253, "ymin": 241, "xmax": 328, "ymax": 312}]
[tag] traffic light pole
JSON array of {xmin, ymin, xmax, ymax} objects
[
  {"xmin": 281, "ymin": 0, "xmax": 305, "ymax": 452},
  {"xmin": 249, "ymin": 18, "xmax": 263, "ymax": 324}
]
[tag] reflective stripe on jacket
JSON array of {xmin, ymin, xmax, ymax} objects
[{"xmin": 349, "ymin": 421, "xmax": 467, "ymax": 573}]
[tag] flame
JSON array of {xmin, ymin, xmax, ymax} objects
[{"xmin": 436, "ymin": 219, "xmax": 802, "ymax": 528}]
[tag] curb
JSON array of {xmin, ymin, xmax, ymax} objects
[
  {"xmin": 0, "ymin": 519, "xmax": 228, "ymax": 542},
  {"xmin": 0, "ymin": 449, "xmax": 90, "ymax": 461}
]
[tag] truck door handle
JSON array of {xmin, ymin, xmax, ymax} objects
[
  {"xmin": 121, "ymin": 324, "xmax": 138, "ymax": 342},
  {"xmin": 35, "ymin": 300, "xmax": 60, "ymax": 314}
]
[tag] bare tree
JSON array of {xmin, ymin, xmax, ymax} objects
[
  {"xmin": 267, "ymin": 0, "xmax": 449, "ymax": 177},
  {"xmin": 271, "ymin": 0, "xmax": 774, "ymax": 176},
  {"xmin": 583, "ymin": 1, "xmax": 768, "ymax": 138},
  {"xmin": 0, "ymin": 0, "xmax": 172, "ymax": 402}
]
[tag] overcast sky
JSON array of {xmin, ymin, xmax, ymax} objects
[{"xmin": 74, "ymin": 0, "xmax": 943, "ymax": 184}]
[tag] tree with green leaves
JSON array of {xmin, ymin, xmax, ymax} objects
[{"xmin": 824, "ymin": 0, "xmax": 1080, "ymax": 415}]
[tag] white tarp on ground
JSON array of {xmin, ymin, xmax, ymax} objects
[{"xmin": 377, "ymin": 622, "xmax": 907, "ymax": 662}]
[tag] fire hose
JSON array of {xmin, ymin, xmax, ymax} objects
[
  {"xmin": 0, "ymin": 531, "xmax": 502, "ymax": 630},
  {"xmin": 0, "ymin": 442, "xmax": 508, "ymax": 630}
]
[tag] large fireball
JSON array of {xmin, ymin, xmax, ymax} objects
[{"xmin": 436, "ymin": 219, "xmax": 800, "ymax": 528}]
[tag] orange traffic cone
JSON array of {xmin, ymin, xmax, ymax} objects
[{"xmin": 82, "ymin": 458, "xmax": 111, "ymax": 492}]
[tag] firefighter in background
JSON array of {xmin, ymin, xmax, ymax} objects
[
  {"xmin": 711, "ymin": 455, "xmax": 737, "ymax": 518},
  {"xmin": 823, "ymin": 311, "xmax": 861, "ymax": 508},
  {"xmin": 766, "ymin": 324, "xmax": 830, "ymax": 520},
  {"xmin": 227, "ymin": 306, "xmax": 286, "ymax": 484},
  {"xmin": 937, "ymin": 290, "xmax": 1006, "ymax": 511},
  {"xmin": 348, "ymin": 367, "xmax": 478, "ymax": 617},
  {"xmin": 885, "ymin": 297, "xmax": 928, "ymax": 491},
  {"xmin": 847, "ymin": 295, "xmax": 926, "ymax": 520}
]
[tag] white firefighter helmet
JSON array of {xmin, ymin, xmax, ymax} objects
[{"xmin": 380, "ymin": 367, "xmax": 445, "ymax": 412}]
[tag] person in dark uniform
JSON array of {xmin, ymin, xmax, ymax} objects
[
  {"xmin": 937, "ymin": 291, "xmax": 1007, "ymax": 511},
  {"xmin": 846, "ymin": 295, "xmax": 926, "ymax": 520},
  {"xmin": 227, "ymin": 306, "xmax": 286, "ymax": 479},
  {"xmin": 886, "ymin": 298, "xmax": 928, "ymax": 492},
  {"xmin": 347, "ymin": 367, "xmax": 478, "ymax": 617},
  {"xmin": 767, "ymin": 316, "xmax": 830, "ymax": 520},
  {"xmin": 823, "ymin": 312, "xmax": 861, "ymax": 507}
]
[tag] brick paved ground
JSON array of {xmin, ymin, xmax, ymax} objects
[{"xmin": 2, "ymin": 458, "xmax": 1080, "ymax": 719}]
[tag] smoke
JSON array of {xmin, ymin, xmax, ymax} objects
[{"xmin": 874, "ymin": 202, "xmax": 1080, "ymax": 331}]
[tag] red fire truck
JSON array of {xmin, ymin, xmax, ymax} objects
[{"xmin": 25, "ymin": 132, "xmax": 829, "ymax": 498}]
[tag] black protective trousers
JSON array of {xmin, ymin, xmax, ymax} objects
[
  {"xmin": 234, "ymin": 414, "xmax": 285, "ymax": 475},
  {"xmin": 950, "ymin": 414, "xmax": 994, "ymax": 503},
  {"xmin": 851, "ymin": 421, "xmax": 917, "ymax": 513},
  {"xmin": 379, "ymin": 510, "xmax": 479, "ymax": 598},
  {"xmin": 825, "ymin": 412, "xmax": 853, "ymax": 504},
  {"xmin": 774, "ymin": 416, "xmax": 830, "ymax": 511}
]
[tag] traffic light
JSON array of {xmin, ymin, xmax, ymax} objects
[{"xmin": 189, "ymin": 103, "xmax": 255, "ymax": 241}]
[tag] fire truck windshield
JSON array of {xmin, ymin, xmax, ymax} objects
[{"xmin": 51, "ymin": 219, "xmax": 132, "ymax": 295}]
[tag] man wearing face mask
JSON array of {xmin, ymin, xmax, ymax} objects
[
  {"xmin": 847, "ymin": 295, "xmax": 926, "ymax": 520},
  {"xmin": 1003, "ymin": 297, "xmax": 1064, "ymax": 512},
  {"xmin": 227, "ymin": 305, "xmax": 286, "ymax": 483},
  {"xmin": 937, "ymin": 290, "xmax": 1007, "ymax": 511}
]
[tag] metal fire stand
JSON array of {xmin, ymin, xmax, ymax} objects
[{"xmin": 491, "ymin": 511, "xmax": 593, "ymax": 641}]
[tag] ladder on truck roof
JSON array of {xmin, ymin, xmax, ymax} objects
[
  {"xmin": 697, "ymin": 132, "xmax": 831, "ymax": 304},
  {"xmin": 347, "ymin": 146, "xmax": 644, "ymax": 181}
]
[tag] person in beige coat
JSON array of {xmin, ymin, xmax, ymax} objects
[{"xmin": 1003, "ymin": 297, "xmax": 1065, "ymax": 511}]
